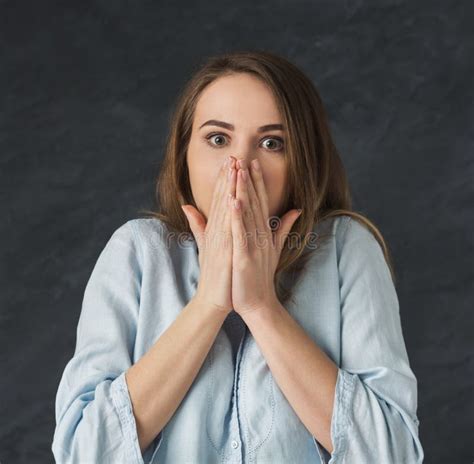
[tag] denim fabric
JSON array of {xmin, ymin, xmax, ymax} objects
[{"xmin": 51, "ymin": 215, "xmax": 424, "ymax": 463}]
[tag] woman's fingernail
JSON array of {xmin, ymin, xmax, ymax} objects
[
  {"xmin": 251, "ymin": 159, "xmax": 260, "ymax": 171},
  {"xmin": 297, "ymin": 209, "xmax": 302, "ymax": 215},
  {"xmin": 241, "ymin": 169, "xmax": 247, "ymax": 182}
]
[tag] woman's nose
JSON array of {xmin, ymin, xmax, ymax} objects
[{"xmin": 234, "ymin": 158, "xmax": 254, "ymax": 170}]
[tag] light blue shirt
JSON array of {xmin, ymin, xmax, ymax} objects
[{"xmin": 52, "ymin": 215, "xmax": 424, "ymax": 463}]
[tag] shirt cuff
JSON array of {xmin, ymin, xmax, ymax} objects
[
  {"xmin": 313, "ymin": 367, "xmax": 356, "ymax": 464},
  {"xmin": 111, "ymin": 371, "xmax": 163, "ymax": 464}
]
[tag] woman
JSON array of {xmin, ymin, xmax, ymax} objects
[{"xmin": 52, "ymin": 50, "xmax": 424, "ymax": 463}]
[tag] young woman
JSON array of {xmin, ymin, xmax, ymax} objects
[{"xmin": 52, "ymin": 50, "xmax": 424, "ymax": 464}]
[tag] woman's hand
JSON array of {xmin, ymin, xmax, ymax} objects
[
  {"xmin": 181, "ymin": 156, "xmax": 237, "ymax": 315},
  {"xmin": 229, "ymin": 158, "xmax": 302, "ymax": 316}
]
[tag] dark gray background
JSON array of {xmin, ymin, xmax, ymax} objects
[{"xmin": 1, "ymin": 1, "xmax": 472, "ymax": 462}]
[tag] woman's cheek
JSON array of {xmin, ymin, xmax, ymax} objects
[
  {"xmin": 266, "ymin": 175, "xmax": 286, "ymax": 218},
  {"xmin": 199, "ymin": 163, "xmax": 222, "ymax": 219}
]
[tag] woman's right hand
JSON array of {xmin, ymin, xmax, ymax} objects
[{"xmin": 181, "ymin": 156, "xmax": 237, "ymax": 315}]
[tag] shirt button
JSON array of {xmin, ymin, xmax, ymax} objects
[{"xmin": 231, "ymin": 440, "xmax": 239, "ymax": 449}]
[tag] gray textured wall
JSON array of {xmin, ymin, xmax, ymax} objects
[{"xmin": 1, "ymin": 1, "xmax": 472, "ymax": 463}]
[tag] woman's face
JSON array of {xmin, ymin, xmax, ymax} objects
[{"xmin": 186, "ymin": 73, "xmax": 288, "ymax": 222}]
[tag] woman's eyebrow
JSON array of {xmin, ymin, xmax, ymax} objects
[{"xmin": 199, "ymin": 119, "xmax": 285, "ymax": 132}]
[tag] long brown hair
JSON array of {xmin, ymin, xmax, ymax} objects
[{"xmin": 138, "ymin": 50, "xmax": 396, "ymax": 305}]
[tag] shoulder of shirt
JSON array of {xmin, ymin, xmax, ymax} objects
[
  {"xmin": 311, "ymin": 213, "xmax": 351, "ymax": 245},
  {"xmin": 126, "ymin": 216, "xmax": 167, "ymax": 236},
  {"xmin": 311, "ymin": 213, "xmax": 380, "ymax": 254},
  {"xmin": 123, "ymin": 216, "xmax": 180, "ymax": 259},
  {"xmin": 106, "ymin": 217, "xmax": 165, "ymax": 241},
  {"xmin": 334, "ymin": 214, "xmax": 387, "ymax": 266}
]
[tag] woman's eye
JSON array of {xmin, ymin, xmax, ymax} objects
[
  {"xmin": 260, "ymin": 137, "xmax": 284, "ymax": 152},
  {"xmin": 205, "ymin": 133, "xmax": 229, "ymax": 148}
]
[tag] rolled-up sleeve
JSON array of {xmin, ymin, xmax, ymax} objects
[
  {"xmin": 313, "ymin": 217, "xmax": 424, "ymax": 464},
  {"xmin": 51, "ymin": 221, "xmax": 162, "ymax": 464}
]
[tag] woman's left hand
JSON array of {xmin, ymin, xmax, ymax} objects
[{"xmin": 229, "ymin": 158, "xmax": 302, "ymax": 316}]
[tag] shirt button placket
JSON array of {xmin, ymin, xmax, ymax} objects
[
  {"xmin": 229, "ymin": 325, "xmax": 247, "ymax": 462},
  {"xmin": 231, "ymin": 439, "xmax": 240, "ymax": 449}
]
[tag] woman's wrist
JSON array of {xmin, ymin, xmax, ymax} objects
[{"xmin": 189, "ymin": 294, "xmax": 232, "ymax": 320}]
